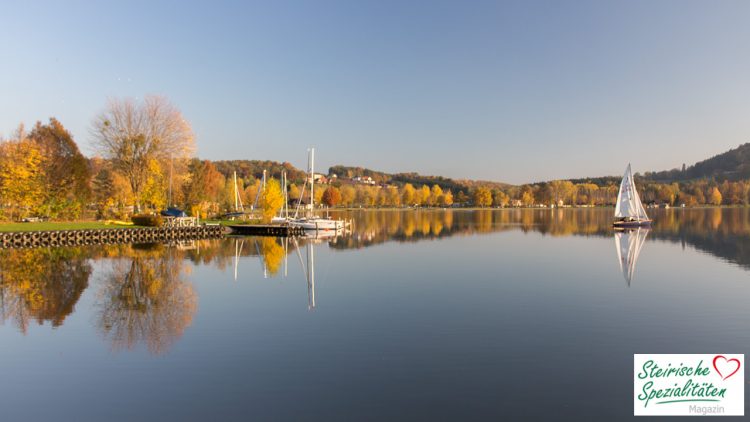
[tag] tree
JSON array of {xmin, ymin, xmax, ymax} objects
[
  {"xmin": 493, "ymin": 190, "xmax": 510, "ymax": 207},
  {"xmin": 91, "ymin": 96, "xmax": 195, "ymax": 212},
  {"xmin": 0, "ymin": 135, "xmax": 45, "ymax": 220},
  {"xmin": 259, "ymin": 179, "xmax": 284, "ymax": 223},
  {"xmin": 28, "ymin": 118, "xmax": 91, "ymax": 217},
  {"xmin": 473, "ymin": 187, "xmax": 492, "ymax": 207},
  {"xmin": 402, "ymin": 183, "xmax": 416, "ymax": 206},
  {"xmin": 442, "ymin": 190, "xmax": 454, "ymax": 206},
  {"xmin": 456, "ymin": 190, "xmax": 469, "ymax": 205},
  {"xmin": 709, "ymin": 187, "xmax": 723, "ymax": 206},
  {"xmin": 429, "ymin": 185, "xmax": 443, "ymax": 206},
  {"xmin": 341, "ymin": 185, "xmax": 356, "ymax": 206},
  {"xmin": 321, "ymin": 186, "xmax": 342, "ymax": 207},
  {"xmin": 547, "ymin": 180, "xmax": 575, "ymax": 206},
  {"xmin": 418, "ymin": 185, "xmax": 431, "ymax": 206}
]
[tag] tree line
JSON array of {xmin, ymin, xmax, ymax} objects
[{"xmin": 2, "ymin": 96, "xmax": 750, "ymax": 222}]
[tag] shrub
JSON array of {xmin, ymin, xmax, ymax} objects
[{"xmin": 131, "ymin": 214, "xmax": 163, "ymax": 227}]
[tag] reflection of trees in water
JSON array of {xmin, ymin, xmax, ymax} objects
[
  {"xmin": 96, "ymin": 245, "xmax": 197, "ymax": 355},
  {"xmin": 0, "ymin": 247, "xmax": 91, "ymax": 333},
  {"xmin": 323, "ymin": 208, "xmax": 750, "ymax": 271}
]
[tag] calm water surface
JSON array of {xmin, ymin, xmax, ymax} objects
[{"xmin": 1, "ymin": 208, "xmax": 749, "ymax": 421}]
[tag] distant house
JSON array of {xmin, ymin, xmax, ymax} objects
[
  {"xmin": 353, "ymin": 176, "xmax": 376, "ymax": 185},
  {"xmin": 312, "ymin": 173, "xmax": 328, "ymax": 184}
]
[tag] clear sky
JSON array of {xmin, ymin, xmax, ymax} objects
[{"xmin": 1, "ymin": 0, "xmax": 749, "ymax": 184}]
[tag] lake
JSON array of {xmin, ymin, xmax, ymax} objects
[{"xmin": 1, "ymin": 208, "xmax": 749, "ymax": 421}]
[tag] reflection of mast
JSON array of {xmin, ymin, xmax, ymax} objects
[
  {"xmin": 293, "ymin": 238, "xmax": 316, "ymax": 310},
  {"xmin": 233, "ymin": 238, "xmax": 245, "ymax": 281},
  {"xmin": 307, "ymin": 241, "xmax": 315, "ymax": 310},
  {"xmin": 254, "ymin": 239, "xmax": 268, "ymax": 279},
  {"xmin": 614, "ymin": 228, "xmax": 649, "ymax": 286}
]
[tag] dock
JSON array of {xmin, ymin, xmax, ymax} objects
[
  {"xmin": 0, "ymin": 225, "xmax": 226, "ymax": 249},
  {"xmin": 228, "ymin": 224, "xmax": 307, "ymax": 237}
]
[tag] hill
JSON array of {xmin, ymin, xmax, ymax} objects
[{"xmin": 644, "ymin": 143, "xmax": 750, "ymax": 182}]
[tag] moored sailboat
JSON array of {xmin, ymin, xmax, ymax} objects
[
  {"xmin": 613, "ymin": 164, "xmax": 651, "ymax": 228},
  {"xmin": 288, "ymin": 148, "xmax": 346, "ymax": 232}
]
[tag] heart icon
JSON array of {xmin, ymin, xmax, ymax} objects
[{"xmin": 713, "ymin": 355, "xmax": 741, "ymax": 381}]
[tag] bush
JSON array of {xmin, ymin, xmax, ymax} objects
[{"xmin": 131, "ymin": 214, "xmax": 163, "ymax": 227}]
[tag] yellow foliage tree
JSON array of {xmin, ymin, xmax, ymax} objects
[
  {"xmin": 0, "ymin": 138, "xmax": 45, "ymax": 220},
  {"xmin": 259, "ymin": 179, "xmax": 284, "ymax": 223},
  {"xmin": 473, "ymin": 187, "xmax": 493, "ymax": 207},
  {"xmin": 709, "ymin": 187, "xmax": 723, "ymax": 206}
]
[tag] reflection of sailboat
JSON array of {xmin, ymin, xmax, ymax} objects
[
  {"xmin": 614, "ymin": 164, "xmax": 651, "ymax": 227},
  {"xmin": 614, "ymin": 227, "xmax": 649, "ymax": 286},
  {"xmin": 293, "ymin": 238, "xmax": 316, "ymax": 310}
]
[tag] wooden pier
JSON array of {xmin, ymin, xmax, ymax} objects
[
  {"xmin": 0, "ymin": 225, "xmax": 226, "ymax": 249},
  {"xmin": 228, "ymin": 224, "xmax": 306, "ymax": 237}
]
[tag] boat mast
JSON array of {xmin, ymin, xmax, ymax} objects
[
  {"xmin": 168, "ymin": 157, "xmax": 173, "ymax": 207},
  {"xmin": 309, "ymin": 147, "xmax": 315, "ymax": 216}
]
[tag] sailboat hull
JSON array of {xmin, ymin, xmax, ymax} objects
[{"xmin": 613, "ymin": 219, "xmax": 652, "ymax": 228}]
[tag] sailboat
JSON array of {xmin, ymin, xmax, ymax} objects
[
  {"xmin": 288, "ymin": 148, "xmax": 345, "ymax": 232},
  {"xmin": 614, "ymin": 227, "xmax": 649, "ymax": 286},
  {"xmin": 613, "ymin": 164, "xmax": 651, "ymax": 228}
]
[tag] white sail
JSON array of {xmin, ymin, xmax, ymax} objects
[
  {"xmin": 614, "ymin": 228, "xmax": 649, "ymax": 285},
  {"xmin": 614, "ymin": 164, "xmax": 649, "ymax": 220}
]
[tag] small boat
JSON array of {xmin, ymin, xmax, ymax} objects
[
  {"xmin": 613, "ymin": 164, "xmax": 651, "ymax": 228},
  {"xmin": 160, "ymin": 207, "xmax": 187, "ymax": 218}
]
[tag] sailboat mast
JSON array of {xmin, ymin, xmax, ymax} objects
[
  {"xmin": 168, "ymin": 158, "xmax": 173, "ymax": 207},
  {"xmin": 309, "ymin": 148, "xmax": 315, "ymax": 214},
  {"xmin": 233, "ymin": 171, "xmax": 238, "ymax": 212}
]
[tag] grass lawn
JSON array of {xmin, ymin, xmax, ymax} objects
[{"xmin": 0, "ymin": 221, "xmax": 139, "ymax": 232}]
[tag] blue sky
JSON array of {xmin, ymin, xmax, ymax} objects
[{"xmin": 1, "ymin": 0, "xmax": 749, "ymax": 184}]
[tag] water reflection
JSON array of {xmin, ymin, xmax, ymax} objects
[
  {"xmin": 0, "ymin": 247, "xmax": 91, "ymax": 332},
  {"xmin": 613, "ymin": 228, "xmax": 649, "ymax": 286},
  {"xmin": 1, "ymin": 208, "xmax": 750, "ymax": 351},
  {"xmin": 96, "ymin": 244, "xmax": 197, "ymax": 355}
]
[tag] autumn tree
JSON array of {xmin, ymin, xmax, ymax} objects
[
  {"xmin": 402, "ymin": 183, "xmax": 416, "ymax": 206},
  {"xmin": 28, "ymin": 118, "xmax": 91, "ymax": 217},
  {"xmin": 442, "ymin": 190, "xmax": 454, "ymax": 206},
  {"xmin": 91, "ymin": 96, "xmax": 195, "ymax": 212},
  {"xmin": 259, "ymin": 179, "xmax": 284, "ymax": 223},
  {"xmin": 709, "ymin": 187, "xmax": 723, "ymax": 206},
  {"xmin": 321, "ymin": 186, "xmax": 342, "ymax": 207},
  {"xmin": 183, "ymin": 159, "xmax": 224, "ymax": 217},
  {"xmin": 340, "ymin": 185, "xmax": 356, "ymax": 206},
  {"xmin": 0, "ymin": 130, "xmax": 45, "ymax": 220},
  {"xmin": 429, "ymin": 185, "xmax": 443, "ymax": 206},
  {"xmin": 473, "ymin": 187, "xmax": 492, "ymax": 207},
  {"xmin": 493, "ymin": 190, "xmax": 510, "ymax": 207}
]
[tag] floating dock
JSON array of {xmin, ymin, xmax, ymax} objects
[
  {"xmin": 0, "ymin": 225, "xmax": 226, "ymax": 249},
  {"xmin": 228, "ymin": 224, "xmax": 306, "ymax": 237}
]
